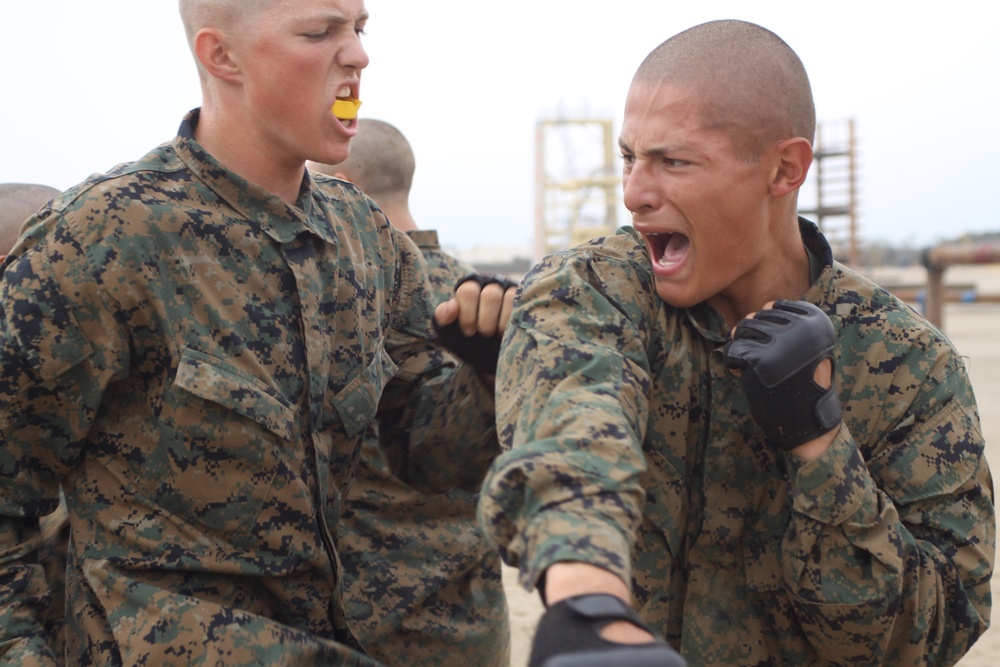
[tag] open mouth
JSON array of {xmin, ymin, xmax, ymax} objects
[
  {"xmin": 646, "ymin": 232, "xmax": 690, "ymax": 268},
  {"xmin": 332, "ymin": 85, "xmax": 362, "ymax": 123}
]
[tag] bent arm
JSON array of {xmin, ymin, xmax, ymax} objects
[
  {"xmin": 376, "ymin": 230, "xmax": 501, "ymax": 493},
  {"xmin": 782, "ymin": 359, "xmax": 993, "ymax": 665},
  {"xmin": 0, "ymin": 227, "xmax": 122, "ymax": 661}
]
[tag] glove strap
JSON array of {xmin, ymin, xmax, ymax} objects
[{"xmin": 529, "ymin": 594, "xmax": 687, "ymax": 667}]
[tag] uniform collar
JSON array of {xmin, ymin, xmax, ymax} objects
[
  {"xmin": 798, "ymin": 217, "xmax": 837, "ymax": 306},
  {"xmin": 173, "ymin": 109, "xmax": 337, "ymax": 246},
  {"xmin": 406, "ymin": 229, "xmax": 440, "ymax": 252}
]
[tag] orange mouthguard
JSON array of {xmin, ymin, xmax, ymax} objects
[{"xmin": 332, "ymin": 97, "xmax": 362, "ymax": 120}]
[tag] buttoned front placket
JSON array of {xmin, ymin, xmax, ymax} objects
[
  {"xmin": 280, "ymin": 228, "xmax": 346, "ymax": 630},
  {"xmin": 179, "ymin": 127, "xmax": 346, "ymax": 632}
]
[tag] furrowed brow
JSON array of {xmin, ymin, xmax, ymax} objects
[
  {"xmin": 619, "ymin": 138, "xmax": 674, "ymax": 159},
  {"xmin": 311, "ymin": 10, "xmax": 368, "ymax": 27}
]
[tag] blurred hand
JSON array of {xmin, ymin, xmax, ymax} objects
[
  {"xmin": 432, "ymin": 274, "xmax": 517, "ymax": 377},
  {"xmin": 433, "ymin": 274, "xmax": 516, "ymax": 336}
]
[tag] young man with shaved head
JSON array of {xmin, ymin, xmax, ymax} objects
[
  {"xmin": 308, "ymin": 119, "xmax": 510, "ymax": 667},
  {"xmin": 483, "ymin": 19, "xmax": 994, "ymax": 666},
  {"xmin": 0, "ymin": 1, "xmax": 511, "ymax": 665}
]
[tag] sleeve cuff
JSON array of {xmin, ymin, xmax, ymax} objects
[
  {"xmin": 517, "ymin": 511, "xmax": 634, "ymax": 592},
  {"xmin": 787, "ymin": 430, "xmax": 880, "ymax": 526}
]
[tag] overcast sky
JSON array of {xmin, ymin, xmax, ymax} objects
[{"xmin": 2, "ymin": 1, "xmax": 997, "ymax": 254}]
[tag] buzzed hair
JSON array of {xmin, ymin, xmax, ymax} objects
[
  {"xmin": 312, "ymin": 119, "xmax": 416, "ymax": 203},
  {"xmin": 634, "ymin": 19, "xmax": 816, "ymax": 159},
  {"xmin": 178, "ymin": 0, "xmax": 271, "ymax": 80},
  {"xmin": 0, "ymin": 183, "xmax": 61, "ymax": 254}
]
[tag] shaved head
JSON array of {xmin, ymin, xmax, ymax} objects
[
  {"xmin": 310, "ymin": 119, "xmax": 415, "ymax": 204},
  {"xmin": 634, "ymin": 19, "xmax": 815, "ymax": 159},
  {"xmin": 0, "ymin": 183, "xmax": 61, "ymax": 254},
  {"xmin": 178, "ymin": 0, "xmax": 271, "ymax": 79}
]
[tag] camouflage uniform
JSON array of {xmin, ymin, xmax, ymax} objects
[
  {"xmin": 483, "ymin": 221, "xmax": 994, "ymax": 666},
  {"xmin": 38, "ymin": 501, "xmax": 69, "ymax": 660},
  {"xmin": 339, "ymin": 229, "xmax": 510, "ymax": 667},
  {"xmin": 0, "ymin": 110, "xmax": 498, "ymax": 666}
]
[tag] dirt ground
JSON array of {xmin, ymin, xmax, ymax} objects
[{"xmin": 500, "ymin": 269, "xmax": 1000, "ymax": 666}]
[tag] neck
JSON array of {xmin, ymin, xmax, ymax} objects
[
  {"xmin": 194, "ymin": 104, "xmax": 305, "ymax": 205},
  {"xmin": 710, "ymin": 221, "xmax": 813, "ymax": 329}
]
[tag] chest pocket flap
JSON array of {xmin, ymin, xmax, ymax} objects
[
  {"xmin": 170, "ymin": 348, "xmax": 296, "ymax": 441},
  {"xmin": 330, "ymin": 347, "xmax": 398, "ymax": 437}
]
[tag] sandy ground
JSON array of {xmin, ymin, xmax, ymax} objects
[{"xmin": 500, "ymin": 265, "xmax": 1000, "ymax": 666}]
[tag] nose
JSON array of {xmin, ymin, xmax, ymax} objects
[
  {"xmin": 622, "ymin": 160, "xmax": 657, "ymax": 215},
  {"xmin": 340, "ymin": 34, "xmax": 369, "ymax": 71}
]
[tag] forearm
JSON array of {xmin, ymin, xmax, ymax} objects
[
  {"xmin": 380, "ymin": 359, "xmax": 499, "ymax": 494},
  {"xmin": 481, "ymin": 452, "xmax": 638, "ymax": 590},
  {"xmin": 543, "ymin": 561, "xmax": 633, "ymax": 605},
  {"xmin": 483, "ymin": 317, "xmax": 650, "ymax": 589}
]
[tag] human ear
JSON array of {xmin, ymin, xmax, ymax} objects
[
  {"xmin": 769, "ymin": 137, "xmax": 813, "ymax": 199},
  {"xmin": 193, "ymin": 28, "xmax": 241, "ymax": 82}
]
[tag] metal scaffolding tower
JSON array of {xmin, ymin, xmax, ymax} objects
[
  {"xmin": 800, "ymin": 118, "xmax": 860, "ymax": 266},
  {"xmin": 534, "ymin": 116, "xmax": 620, "ymax": 261}
]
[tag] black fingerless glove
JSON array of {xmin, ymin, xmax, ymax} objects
[
  {"xmin": 723, "ymin": 299, "xmax": 842, "ymax": 450},
  {"xmin": 528, "ymin": 594, "xmax": 686, "ymax": 667},
  {"xmin": 432, "ymin": 273, "xmax": 517, "ymax": 376}
]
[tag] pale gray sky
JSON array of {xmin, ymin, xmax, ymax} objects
[{"xmin": 1, "ymin": 1, "xmax": 997, "ymax": 252}]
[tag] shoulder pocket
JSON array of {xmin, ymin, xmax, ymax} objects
[
  {"xmin": 3, "ymin": 255, "xmax": 92, "ymax": 380},
  {"xmin": 869, "ymin": 400, "xmax": 980, "ymax": 504}
]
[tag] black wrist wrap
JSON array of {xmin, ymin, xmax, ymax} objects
[
  {"xmin": 432, "ymin": 273, "xmax": 517, "ymax": 376},
  {"xmin": 528, "ymin": 594, "xmax": 686, "ymax": 667}
]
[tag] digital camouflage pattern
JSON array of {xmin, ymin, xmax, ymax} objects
[
  {"xmin": 339, "ymin": 229, "xmax": 510, "ymax": 667},
  {"xmin": 0, "ymin": 110, "xmax": 499, "ymax": 666},
  {"xmin": 483, "ymin": 221, "xmax": 995, "ymax": 666},
  {"xmin": 37, "ymin": 501, "xmax": 69, "ymax": 660}
]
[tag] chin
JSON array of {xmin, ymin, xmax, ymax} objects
[
  {"xmin": 311, "ymin": 145, "xmax": 350, "ymax": 169},
  {"xmin": 654, "ymin": 280, "xmax": 698, "ymax": 309}
]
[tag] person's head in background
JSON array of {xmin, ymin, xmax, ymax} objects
[
  {"xmin": 0, "ymin": 183, "xmax": 61, "ymax": 258},
  {"xmin": 308, "ymin": 118, "xmax": 417, "ymax": 232}
]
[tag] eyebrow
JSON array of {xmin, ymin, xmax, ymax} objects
[
  {"xmin": 618, "ymin": 138, "xmax": 681, "ymax": 158},
  {"xmin": 304, "ymin": 10, "xmax": 369, "ymax": 26}
]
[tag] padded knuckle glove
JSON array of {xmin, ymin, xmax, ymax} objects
[
  {"xmin": 723, "ymin": 299, "xmax": 842, "ymax": 450},
  {"xmin": 528, "ymin": 594, "xmax": 687, "ymax": 667},
  {"xmin": 432, "ymin": 273, "xmax": 517, "ymax": 376}
]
